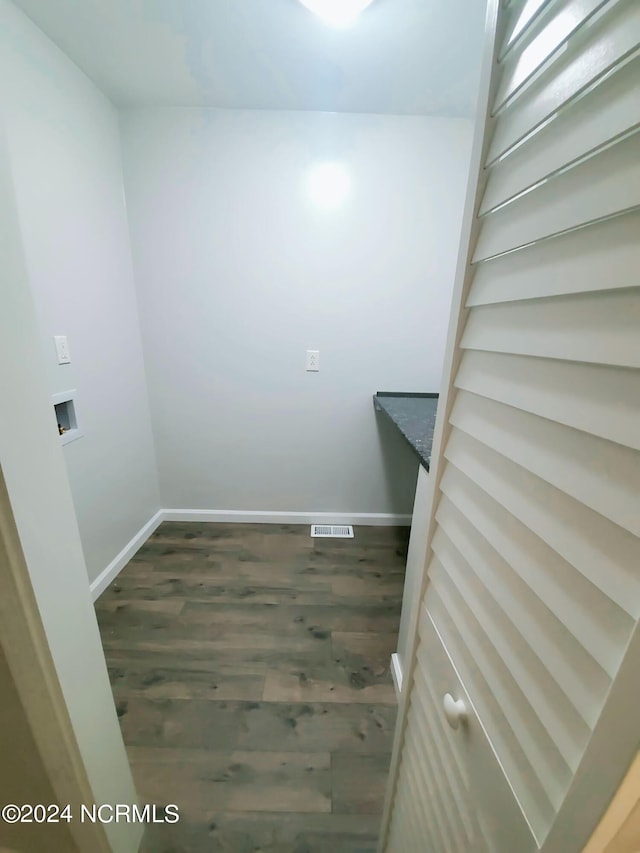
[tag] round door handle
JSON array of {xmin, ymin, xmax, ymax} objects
[{"xmin": 443, "ymin": 693, "xmax": 467, "ymax": 730}]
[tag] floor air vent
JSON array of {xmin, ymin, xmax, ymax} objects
[{"xmin": 311, "ymin": 525, "xmax": 354, "ymax": 538}]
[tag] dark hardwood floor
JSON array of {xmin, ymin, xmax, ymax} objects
[{"xmin": 95, "ymin": 522, "xmax": 408, "ymax": 853}]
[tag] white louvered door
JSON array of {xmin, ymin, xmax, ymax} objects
[{"xmin": 381, "ymin": 0, "xmax": 640, "ymax": 851}]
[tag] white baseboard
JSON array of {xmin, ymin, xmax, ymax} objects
[
  {"xmin": 90, "ymin": 510, "xmax": 164, "ymax": 601},
  {"xmin": 162, "ymin": 509, "xmax": 412, "ymax": 526},
  {"xmin": 89, "ymin": 508, "xmax": 410, "ymax": 602},
  {"xmin": 391, "ymin": 652, "xmax": 403, "ymax": 698}
]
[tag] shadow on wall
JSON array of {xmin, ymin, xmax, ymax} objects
[{"xmin": 374, "ymin": 411, "xmax": 419, "ymax": 518}]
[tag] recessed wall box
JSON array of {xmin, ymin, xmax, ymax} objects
[{"xmin": 52, "ymin": 390, "xmax": 83, "ymax": 446}]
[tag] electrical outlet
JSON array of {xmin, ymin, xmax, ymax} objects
[
  {"xmin": 306, "ymin": 350, "xmax": 320, "ymax": 372},
  {"xmin": 54, "ymin": 335, "xmax": 71, "ymax": 365}
]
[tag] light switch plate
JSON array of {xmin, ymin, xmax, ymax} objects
[
  {"xmin": 306, "ymin": 350, "xmax": 320, "ymax": 372},
  {"xmin": 54, "ymin": 335, "xmax": 71, "ymax": 364}
]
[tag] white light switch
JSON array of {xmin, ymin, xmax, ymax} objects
[
  {"xmin": 54, "ymin": 335, "xmax": 71, "ymax": 365},
  {"xmin": 306, "ymin": 350, "xmax": 320, "ymax": 372}
]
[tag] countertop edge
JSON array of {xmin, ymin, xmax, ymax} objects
[{"xmin": 373, "ymin": 392, "xmax": 438, "ymax": 472}]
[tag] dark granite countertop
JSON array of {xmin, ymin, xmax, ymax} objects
[{"xmin": 373, "ymin": 392, "xmax": 439, "ymax": 471}]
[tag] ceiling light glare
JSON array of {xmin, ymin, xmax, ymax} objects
[
  {"xmin": 305, "ymin": 163, "xmax": 351, "ymax": 210},
  {"xmin": 298, "ymin": 0, "xmax": 375, "ymax": 28}
]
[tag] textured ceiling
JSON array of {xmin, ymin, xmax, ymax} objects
[{"xmin": 12, "ymin": 0, "xmax": 486, "ymax": 116}]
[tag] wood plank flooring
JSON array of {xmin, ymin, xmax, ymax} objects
[{"xmin": 95, "ymin": 522, "xmax": 409, "ymax": 853}]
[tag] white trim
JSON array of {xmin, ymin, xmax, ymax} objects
[
  {"xmin": 162, "ymin": 509, "xmax": 412, "ymax": 526},
  {"xmin": 391, "ymin": 652, "xmax": 403, "ymax": 698},
  {"xmin": 90, "ymin": 510, "xmax": 163, "ymax": 601},
  {"xmin": 89, "ymin": 508, "xmax": 411, "ymax": 602}
]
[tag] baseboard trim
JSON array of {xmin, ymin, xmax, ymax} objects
[
  {"xmin": 89, "ymin": 508, "xmax": 411, "ymax": 602},
  {"xmin": 162, "ymin": 509, "xmax": 412, "ymax": 526},
  {"xmin": 89, "ymin": 510, "xmax": 164, "ymax": 601},
  {"xmin": 391, "ymin": 652, "xmax": 403, "ymax": 698}
]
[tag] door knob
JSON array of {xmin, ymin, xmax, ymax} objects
[{"xmin": 443, "ymin": 693, "xmax": 467, "ymax": 730}]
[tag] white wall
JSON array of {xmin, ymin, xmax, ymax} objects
[
  {"xmin": 121, "ymin": 108, "xmax": 472, "ymax": 514},
  {"xmin": 0, "ymin": 123, "xmax": 141, "ymax": 853},
  {"xmin": 0, "ymin": 0, "xmax": 161, "ymax": 583}
]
